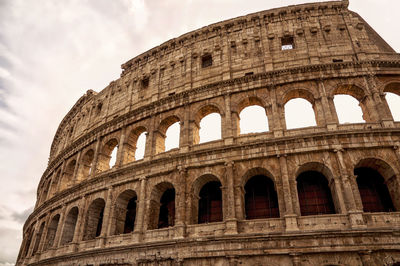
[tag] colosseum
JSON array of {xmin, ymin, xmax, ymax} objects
[{"xmin": 17, "ymin": 0, "xmax": 400, "ymax": 265}]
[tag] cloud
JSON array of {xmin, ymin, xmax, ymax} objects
[{"xmin": 0, "ymin": 0, "xmax": 399, "ymax": 264}]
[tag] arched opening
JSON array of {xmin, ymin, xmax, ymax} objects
[
  {"xmin": 199, "ymin": 113, "xmax": 221, "ymax": 143},
  {"xmin": 78, "ymin": 149, "xmax": 94, "ymax": 181},
  {"xmin": 49, "ymin": 169, "xmax": 61, "ymax": 197},
  {"xmin": 113, "ymin": 190, "xmax": 137, "ymax": 235},
  {"xmin": 355, "ymin": 167, "xmax": 395, "ymax": 212},
  {"xmin": 158, "ymin": 188, "xmax": 175, "ymax": 229},
  {"xmin": 239, "ymin": 105, "xmax": 269, "ymax": 134},
  {"xmin": 23, "ymin": 226, "xmax": 35, "ymax": 257},
  {"xmin": 385, "ymin": 92, "xmax": 400, "ymax": 121},
  {"xmin": 297, "ymin": 171, "xmax": 335, "ymax": 216},
  {"xmin": 60, "ymin": 207, "xmax": 79, "ymax": 245},
  {"xmin": 44, "ymin": 214, "xmax": 60, "ymax": 250},
  {"xmin": 148, "ymin": 182, "xmax": 175, "ymax": 230},
  {"xmin": 156, "ymin": 116, "xmax": 180, "ymax": 154},
  {"xmin": 245, "ymin": 175, "xmax": 279, "ymax": 219},
  {"xmin": 165, "ymin": 122, "xmax": 180, "ymax": 151},
  {"xmin": 40, "ymin": 180, "xmax": 50, "ymax": 204},
  {"xmin": 83, "ymin": 198, "xmax": 105, "ymax": 241},
  {"xmin": 333, "ymin": 94, "xmax": 365, "ymax": 124},
  {"xmin": 98, "ymin": 139, "xmax": 118, "ymax": 171},
  {"xmin": 32, "ymin": 222, "xmax": 45, "ymax": 255},
  {"xmin": 135, "ymin": 132, "xmax": 146, "ymax": 160},
  {"xmin": 61, "ymin": 159, "xmax": 76, "ymax": 191},
  {"xmin": 285, "ymin": 98, "xmax": 317, "ymax": 129},
  {"xmin": 124, "ymin": 127, "xmax": 147, "ymax": 163},
  {"xmin": 198, "ymin": 181, "xmax": 223, "ymax": 223},
  {"xmin": 193, "ymin": 105, "xmax": 222, "ymax": 144}
]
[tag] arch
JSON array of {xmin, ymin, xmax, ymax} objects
[
  {"xmin": 384, "ymin": 91, "xmax": 400, "ymax": 121},
  {"xmin": 296, "ymin": 171, "xmax": 335, "ymax": 216},
  {"xmin": 236, "ymin": 96, "xmax": 267, "ymax": 114},
  {"xmin": 333, "ymin": 94, "xmax": 365, "ymax": 124},
  {"xmin": 83, "ymin": 198, "xmax": 105, "ymax": 241},
  {"xmin": 32, "ymin": 222, "xmax": 45, "ymax": 255},
  {"xmin": 49, "ymin": 169, "xmax": 61, "ymax": 197},
  {"xmin": 77, "ymin": 149, "xmax": 94, "ymax": 181},
  {"xmin": 332, "ymin": 84, "xmax": 366, "ymax": 102},
  {"xmin": 113, "ymin": 190, "xmax": 137, "ymax": 235},
  {"xmin": 40, "ymin": 180, "xmax": 51, "ymax": 204},
  {"xmin": 148, "ymin": 182, "xmax": 175, "ymax": 229},
  {"xmin": 156, "ymin": 116, "xmax": 180, "ymax": 153},
  {"xmin": 193, "ymin": 104, "xmax": 222, "ymax": 144},
  {"xmin": 239, "ymin": 105, "xmax": 269, "ymax": 134},
  {"xmin": 124, "ymin": 126, "xmax": 148, "ymax": 163},
  {"xmin": 44, "ymin": 214, "xmax": 60, "ymax": 250},
  {"xmin": 98, "ymin": 138, "xmax": 119, "ymax": 172},
  {"xmin": 332, "ymin": 84, "xmax": 372, "ymax": 122},
  {"xmin": 283, "ymin": 89, "xmax": 317, "ymax": 129},
  {"xmin": 198, "ymin": 181, "xmax": 223, "ymax": 223},
  {"xmin": 23, "ymin": 226, "xmax": 35, "ymax": 257},
  {"xmin": 283, "ymin": 88, "xmax": 315, "ymax": 106},
  {"xmin": 244, "ymin": 175, "xmax": 279, "ymax": 219},
  {"xmin": 354, "ymin": 157, "xmax": 399, "ymax": 211},
  {"xmin": 60, "ymin": 159, "xmax": 76, "ymax": 191},
  {"xmin": 60, "ymin": 207, "xmax": 79, "ymax": 245}
]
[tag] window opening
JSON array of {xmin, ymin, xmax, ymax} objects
[
  {"xmin": 386, "ymin": 92, "xmax": 400, "ymax": 121},
  {"xmin": 198, "ymin": 181, "xmax": 222, "ymax": 223},
  {"xmin": 61, "ymin": 207, "xmax": 78, "ymax": 245},
  {"xmin": 355, "ymin": 167, "xmax": 395, "ymax": 212},
  {"xmin": 201, "ymin": 54, "xmax": 212, "ymax": 68},
  {"xmin": 240, "ymin": 105, "xmax": 269, "ymax": 134},
  {"xmin": 135, "ymin": 132, "xmax": 146, "ymax": 160},
  {"xmin": 165, "ymin": 122, "xmax": 180, "ymax": 151},
  {"xmin": 158, "ymin": 188, "xmax": 175, "ymax": 228},
  {"xmin": 123, "ymin": 197, "xmax": 137, "ymax": 233},
  {"xmin": 109, "ymin": 145, "xmax": 118, "ymax": 168},
  {"xmin": 199, "ymin": 113, "xmax": 221, "ymax": 143},
  {"xmin": 297, "ymin": 171, "xmax": 335, "ymax": 216},
  {"xmin": 281, "ymin": 36, "xmax": 294, "ymax": 50},
  {"xmin": 141, "ymin": 77, "xmax": 149, "ymax": 89},
  {"xmin": 245, "ymin": 175, "xmax": 279, "ymax": 219},
  {"xmin": 333, "ymin": 94, "xmax": 365, "ymax": 124},
  {"xmin": 285, "ymin": 98, "xmax": 317, "ymax": 129}
]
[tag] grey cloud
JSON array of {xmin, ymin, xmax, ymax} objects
[{"xmin": 11, "ymin": 207, "xmax": 33, "ymax": 224}]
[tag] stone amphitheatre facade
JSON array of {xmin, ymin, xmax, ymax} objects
[{"xmin": 17, "ymin": 0, "xmax": 400, "ymax": 265}]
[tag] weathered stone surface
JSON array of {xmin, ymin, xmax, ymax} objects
[{"xmin": 17, "ymin": 1, "xmax": 400, "ymax": 265}]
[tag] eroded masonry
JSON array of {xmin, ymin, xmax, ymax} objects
[{"xmin": 17, "ymin": 0, "xmax": 400, "ymax": 265}]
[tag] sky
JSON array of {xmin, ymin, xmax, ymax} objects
[{"xmin": 0, "ymin": 0, "xmax": 400, "ymax": 265}]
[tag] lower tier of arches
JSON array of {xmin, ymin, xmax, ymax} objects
[{"xmin": 21, "ymin": 229, "xmax": 400, "ymax": 266}]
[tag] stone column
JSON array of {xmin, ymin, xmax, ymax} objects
[
  {"xmin": 99, "ymin": 187, "xmax": 113, "ymax": 247},
  {"xmin": 317, "ymin": 80, "xmax": 338, "ymax": 129},
  {"xmin": 135, "ymin": 177, "xmax": 147, "ymax": 239},
  {"xmin": 333, "ymin": 148, "xmax": 366, "ymax": 228},
  {"xmin": 224, "ymin": 161, "xmax": 238, "ymax": 234},
  {"xmin": 313, "ymin": 97, "xmax": 326, "ymax": 127},
  {"xmin": 271, "ymin": 86, "xmax": 285, "ymax": 137},
  {"xmin": 72, "ymin": 196, "xmax": 86, "ymax": 248},
  {"xmin": 180, "ymin": 104, "xmax": 191, "ymax": 152},
  {"xmin": 72, "ymin": 150, "xmax": 82, "ymax": 185},
  {"xmin": 363, "ymin": 75, "xmax": 393, "ymax": 126},
  {"xmin": 174, "ymin": 167, "xmax": 187, "ymax": 238},
  {"xmin": 55, "ymin": 161, "xmax": 66, "ymax": 193},
  {"xmin": 279, "ymin": 155, "xmax": 299, "ymax": 232},
  {"xmin": 223, "ymin": 93, "xmax": 235, "ymax": 144},
  {"xmin": 90, "ymin": 137, "xmax": 102, "ymax": 178},
  {"xmin": 116, "ymin": 127, "xmax": 127, "ymax": 167},
  {"xmin": 74, "ymin": 196, "xmax": 88, "ymax": 243},
  {"xmin": 54, "ymin": 206, "xmax": 67, "ymax": 248}
]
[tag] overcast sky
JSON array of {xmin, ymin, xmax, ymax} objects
[{"xmin": 0, "ymin": 0, "xmax": 399, "ymax": 265}]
